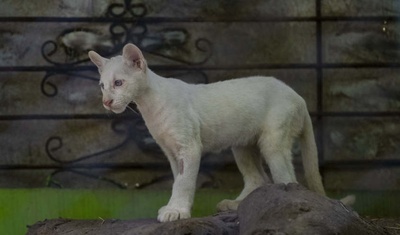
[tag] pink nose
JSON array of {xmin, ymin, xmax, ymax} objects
[{"xmin": 103, "ymin": 99, "xmax": 113, "ymax": 107}]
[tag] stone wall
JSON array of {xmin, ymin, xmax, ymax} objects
[{"xmin": 0, "ymin": 0, "xmax": 399, "ymax": 192}]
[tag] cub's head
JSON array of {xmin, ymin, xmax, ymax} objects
[{"xmin": 88, "ymin": 43, "xmax": 147, "ymax": 113}]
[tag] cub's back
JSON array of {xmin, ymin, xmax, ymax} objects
[
  {"xmin": 192, "ymin": 76, "xmax": 302, "ymax": 111},
  {"xmin": 188, "ymin": 76, "xmax": 304, "ymax": 151}
]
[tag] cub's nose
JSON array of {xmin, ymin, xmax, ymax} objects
[{"xmin": 103, "ymin": 99, "xmax": 113, "ymax": 107}]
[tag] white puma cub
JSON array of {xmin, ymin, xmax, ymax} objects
[{"xmin": 89, "ymin": 43, "xmax": 348, "ymax": 222}]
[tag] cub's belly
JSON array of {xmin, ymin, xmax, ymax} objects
[{"xmin": 199, "ymin": 121, "xmax": 260, "ymax": 152}]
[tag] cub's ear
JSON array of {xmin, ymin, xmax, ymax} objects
[
  {"xmin": 88, "ymin": 51, "xmax": 107, "ymax": 71},
  {"xmin": 122, "ymin": 43, "xmax": 146, "ymax": 70}
]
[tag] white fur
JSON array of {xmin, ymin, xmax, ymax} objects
[{"xmin": 88, "ymin": 44, "xmax": 327, "ymax": 222}]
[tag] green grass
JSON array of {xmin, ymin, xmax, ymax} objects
[
  {"xmin": 0, "ymin": 188, "xmax": 236, "ymax": 235},
  {"xmin": 329, "ymin": 191, "xmax": 400, "ymax": 218},
  {"xmin": 0, "ymin": 189, "xmax": 399, "ymax": 235}
]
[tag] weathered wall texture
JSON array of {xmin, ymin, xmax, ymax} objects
[{"xmin": 0, "ymin": 0, "xmax": 399, "ymax": 192}]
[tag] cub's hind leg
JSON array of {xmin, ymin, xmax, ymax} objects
[
  {"xmin": 216, "ymin": 145, "xmax": 270, "ymax": 212},
  {"xmin": 259, "ymin": 109, "xmax": 299, "ymax": 184},
  {"xmin": 232, "ymin": 146, "xmax": 271, "ymax": 200}
]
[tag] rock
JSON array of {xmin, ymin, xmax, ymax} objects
[
  {"xmin": 238, "ymin": 183, "xmax": 390, "ymax": 235},
  {"xmin": 26, "ymin": 211, "xmax": 239, "ymax": 235}
]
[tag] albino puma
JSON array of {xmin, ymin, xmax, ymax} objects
[{"xmin": 89, "ymin": 43, "xmax": 351, "ymax": 222}]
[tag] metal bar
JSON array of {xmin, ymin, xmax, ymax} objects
[
  {"xmin": 311, "ymin": 112, "xmax": 400, "ymax": 117},
  {"xmin": 0, "ymin": 16, "xmax": 399, "ymax": 23},
  {"xmin": 1, "ymin": 159, "xmax": 400, "ymax": 171},
  {"xmin": 315, "ymin": 0, "xmax": 325, "ymax": 170},
  {"xmin": 1, "ymin": 112, "xmax": 398, "ymax": 121},
  {"xmin": 0, "ymin": 66, "xmax": 95, "ymax": 72},
  {"xmin": 2, "ymin": 63, "xmax": 400, "ymax": 73},
  {"xmin": 321, "ymin": 159, "xmax": 400, "ymax": 170},
  {"xmin": 322, "ymin": 63, "xmax": 400, "ymax": 68},
  {"xmin": 0, "ymin": 16, "xmax": 318, "ymax": 23},
  {"xmin": 0, "ymin": 163, "xmax": 169, "ymax": 170},
  {"xmin": 0, "ymin": 114, "xmax": 133, "ymax": 120}
]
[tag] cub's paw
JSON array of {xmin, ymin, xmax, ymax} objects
[
  {"xmin": 216, "ymin": 199, "xmax": 241, "ymax": 212},
  {"xmin": 157, "ymin": 205, "xmax": 191, "ymax": 222}
]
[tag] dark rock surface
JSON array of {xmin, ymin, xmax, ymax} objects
[
  {"xmin": 26, "ymin": 212, "xmax": 239, "ymax": 235},
  {"xmin": 238, "ymin": 183, "xmax": 389, "ymax": 235}
]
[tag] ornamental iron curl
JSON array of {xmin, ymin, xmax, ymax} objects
[
  {"xmin": 41, "ymin": 0, "xmax": 213, "ymax": 67},
  {"xmin": 41, "ymin": 71, "xmax": 99, "ymax": 97},
  {"xmin": 46, "ymin": 168, "xmax": 189, "ymax": 190},
  {"xmin": 41, "ymin": 23, "xmax": 130, "ymax": 66},
  {"xmin": 46, "ymin": 169, "xmax": 130, "ymax": 189},
  {"xmin": 40, "ymin": 0, "xmax": 212, "ymax": 98},
  {"xmin": 45, "ymin": 117, "xmax": 163, "ymax": 164},
  {"xmin": 46, "ymin": 166, "xmax": 217, "ymax": 189},
  {"xmin": 46, "ymin": 120, "xmax": 131, "ymax": 164},
  {"xmin": 106, "ymin": 0, "xmax": 147, "ymax": 18}
]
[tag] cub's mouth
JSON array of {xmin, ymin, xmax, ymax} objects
[
  {"xmin": 103, "ymin": 103, "xmax": 127, "ymax": 114},
  {"xmin": 103, "ymin": 101, "xmax": 138, "ymax": 115},
  {"xmin": 110, "ymin": 107, "xmax": 126, "ymax": 114}
]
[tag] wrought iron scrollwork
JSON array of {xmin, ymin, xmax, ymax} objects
[
  {"xmin": 41, "ymin": 71, "xmax": 99, "ymax": 97},
  {"xmin": 141, "ymin": 36, "xmax": 213, "ymax": 65},
  {"xmin": 44, "ymin": 116, "xmax": 172, "ymax": 189},
  {"xmin": 45, "ymin": 135, "xmax": 129, "ymax": 164},
  {"xmin": 40, "ymin": 0, "xmax": 213, "ymax": 99},
  {"xmin": 41, "ymin": 0, "xmax": 213, "ymax": 189},
  {"xmin": 46, "ymin": 167, "xmax": 181, "ymax": 189},
  {"xmin": 41, "ymin": 23, "xmax": 130, "ymax": 66},
  {"xmin": 41, "ymin": 72, "xmax": 59, "ymax": 97},
  {"xmin": 106, "ymin": 1, "xmax": 147, "ymax": 18},
  {"xmin": 45, "ymin": 116, "xmax": 162, "ymax": 162},
  {"xmin": 46, "ymin": 169, "xmax": 130, "ymax": 189},
  {"xmin": 44, "ymin": 117, "xmax": 170, "ymax": 189},
  {"xmin": 41, "ymin": 0, "xmax": 213, "ymax": 68}
]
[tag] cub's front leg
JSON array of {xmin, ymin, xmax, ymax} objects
[{"xmin": 157, "ymin": 145, "xmax": 201, "ymax": 222}]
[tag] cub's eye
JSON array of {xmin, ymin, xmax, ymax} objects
[
  {"xmin": 114, "ymin": 80, "xmax": 123, "ymax": 87},
  {"xmin": 99, "ymin": 83, "xmax": 104, "ymax": 89}
]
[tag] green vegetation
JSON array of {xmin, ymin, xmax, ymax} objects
[{"xmin": 0, "ymin": 189, "xmax": 398, "ymax": 235}]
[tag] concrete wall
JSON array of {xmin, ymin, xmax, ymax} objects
[{"xmin": 0, "ymin": 0, "xmax": 399, "ymax": 192}]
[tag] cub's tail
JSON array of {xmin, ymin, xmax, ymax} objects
[
  {"xmin": 299, "ymin": 113, "xmax": 325, "ymax": 195},
  {"xmin": 299, "ymin": 112, "xmax": 356, "ymax": 206},
  {"xmin": 340, "ymin": 194, "xmax": 356, "ymax": 206}
]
